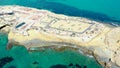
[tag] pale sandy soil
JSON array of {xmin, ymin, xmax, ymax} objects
[{"xmin": 0, "ymin": 5, "xmax": 120, "ymax": 68}]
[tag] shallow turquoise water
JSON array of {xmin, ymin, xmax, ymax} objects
[
  {"xmin": 0, "ymin": 0, "xmax": 118, "ymax": 68},
  {"xmin": 0, "ymin": 33, "xmax": 102, "ymax": 68},
  {"xmin": 0, "ymin": 0, "xmax": 120, "ymax": 25}
]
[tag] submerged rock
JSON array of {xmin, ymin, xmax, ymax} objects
[
  {"xmin": 50, "ymin": 64, "xmax": 67, "ymax": 68},
  {"xmin": 0, "ymin": 57, "xmax": 14, "ymax": 68}
]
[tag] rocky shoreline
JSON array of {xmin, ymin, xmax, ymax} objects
[
  {"xmin": 26, "ymin": 42, "xmax": 120, "ymax": 68},
  {"xmin": 2, "ymin": 22, "xmax": 120, "ymax": 68},
  {"xmin": 6, "ymin": 38, "xmax": 119, "ymax": 68},
  {"xmin": 0, "ymin": 5, "xmax": 120, "ymax": 68}
]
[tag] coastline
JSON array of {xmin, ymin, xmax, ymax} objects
[
  {"xmin": 0, "ymin": 5, "xmax": 120, "ymax": 68},
  {"xmin": 0, "ymin": 5, "xmax": 120, "ymax": 27},
  {"xmin": 7, "ymin": 39, "xmax": 103, "ymax": 67}
]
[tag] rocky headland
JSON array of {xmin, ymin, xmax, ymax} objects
[{"xmin": 0, "ymin": 5, "xmax": 120, "ymax": 68}]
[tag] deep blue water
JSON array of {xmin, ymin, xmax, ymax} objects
[
  {"xmin": 0, "ymin": 0, "xmax": 119, "ymax": 68},
  {"xmin": 0, "ymin": 0, "xmax": 120, "ymax": 25}
]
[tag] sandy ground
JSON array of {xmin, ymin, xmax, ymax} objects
[{"xmin": 1, "ymin": 5, "xmax": 120, "ymax": 68}]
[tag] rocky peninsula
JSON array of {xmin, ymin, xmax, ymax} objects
[{"xmin": 0, "ymin": 5, "xmax": 120, "ymax": 68}]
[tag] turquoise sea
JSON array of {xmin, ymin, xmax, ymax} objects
[
  {"xmin": 0, "ymin": 0, "xmax": 119, "ymax": 68},
  {"xmin": 0, "ymin": 0, "xmax": 120, "ymax": 25},
  {"xmin": 0, "ymin": 33, "xmax": 102, "ymax": 68}
]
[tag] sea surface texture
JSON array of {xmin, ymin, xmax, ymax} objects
[
  {"xmin": 0, "ymin": 33, "xmax": 102, "ymax": 68},
  {"xmin": 0, "ymin": 0, "xmax": 119, "ymax": 68},
  {"xmin": 0, "ymin": 0, "xmax": 120, "ymax": 25}
]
